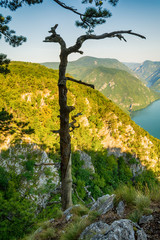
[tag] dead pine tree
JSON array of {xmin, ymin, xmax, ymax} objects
[
  {"xmin": 43, "ymin": 0, "xmax": 145, "ymax": 211},
  {"xmin": 43, "ymin": 25, "xmax": 145, "ymax": 210}
]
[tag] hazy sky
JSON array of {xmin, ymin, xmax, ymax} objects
[{"xmin": 1, "ymin": 0, "xmax": 160, "ymax": 63}]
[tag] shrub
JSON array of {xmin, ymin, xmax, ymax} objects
[{"xmin": 114, "ymin": 185, "xmax": 137, "ymax": 205}]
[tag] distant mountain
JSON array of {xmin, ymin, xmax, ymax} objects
[
  {"xmin": 75, "ymin": 66, "xmax": 160, "ymax": 112},
  {"xmin": 148, "ymin": 69, "xmax": 160, "ymax": 90},
  {"xmin": 125, "ymin": 60, "xmax": 160, "ymax": 91},
  {"xmin": 42, "ymin": 56, "xmax": 133, "ymax": 75},
  {"xmin": 123, "ymin": 62, "xmax": 141, "ymax": 71},
  {"xmin": 128, "ymin": 60, "xmax": 160, "ymax": 83},
  {"xmin": 42, "ymin": 57, "xmax": 160, "ymax": 113}
]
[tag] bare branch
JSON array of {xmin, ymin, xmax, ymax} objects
[
  {"xmin": 67, "ymin": 30, "xmax": 146, "ymax": 54},
  {"xmin": 84, "ymin": 186, "xmax": 95, "ymax": 203},
  {"xmin": 53, "ymin": 0, "xmax": 83, "ymax": 17},
  {"xmin": 47, "ymin": 201, "xmax": 61, "ymax": 206},
  {"xmin": 66, "ymin": 77, "xmax": 95, "ymax": 89},
  {"xmin": 72, "ymin": 112, "xmax": 83, "ymax": 119},
  {"xmin": 67, "ymin": 106, "xmax": 75, "ymax": 113},
  {"xmin": 73, "ymin": 184, "xmax": 85, "ymax": 204},
  {"xmin": 52, "ymin": 130, "xmax": 60, "ymax": 133},
  {"xmin": 49, "ymin": 187, "xmax": 61, "ymax": 196},
  {"xmin": 35, "ymin": 162, "xmax": 55, "ymax": 167},
  {"xmin": 43, "ymin": 24, "xmax": 66, "ymax": 50},
  {"xmin": 76, "ymin": 50, "xmax": 84, "ymax": 54},
  {"xmin": 69, "ymin": 112, "xmax": 82, "ymax": 132},
  {"xmin": 69, "ymin": 123, "xmax": 80, "ymax": 132}
]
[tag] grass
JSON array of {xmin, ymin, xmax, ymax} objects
[
  {"xmin": 60, "ymin": 217, "xmax": 89, "ymax": 240},
  {"xmin": 114, "ymin": 184, "xmax": 153, "ymax": 222},
  {"xmin": 114, "ymin": 185, "xmax": 137, "ymax": 206},
  {"xmin": 60, "ymin": 208, "xmax": 99, "ymax": 240},
  {"xmin": 148, "ymin": 184, "xmax": 160, "ymax": 202},
  {"xmin": 34, "ymin": 227, "xmax": 56, "ymax": 240}
]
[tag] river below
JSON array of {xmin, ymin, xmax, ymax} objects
[{"xmin": 131, "ymin": 99, "xmax": 160, "ymax": 139}]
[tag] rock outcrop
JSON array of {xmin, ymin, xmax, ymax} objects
[
  {"xmin": 90, "ymin": 194, "xmax": 115, "ymax": 215},
  {"xmin": 80, "ymin": 219, "xmax": 147, "ymax": 240}
]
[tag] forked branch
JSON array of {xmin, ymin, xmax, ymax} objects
[
  {"xmin": 44, "ymin": 26, "xmax": 146, "ymax": 56},
  {"xmin": 67, "ymin": 30, "xmax": 146, "ymax": 54}
]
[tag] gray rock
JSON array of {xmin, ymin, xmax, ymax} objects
[
  {"xmin": 91, "ymin": 233, "xmax": 104, "ymax": 240},
  {"xmin": 116, "ymin": 201, "xmax": 125, "ymax": 217},
  {"xmin": 79, "ymin": 151, "xmax": 95, "ymax": 173},
  {"xmin": 63, "ymin": 204, "xmax": 81, "ymax": 222},
  {"xmin": 89, "ymin": 219, "xmax": 147, "ymax": 240},
  {"xmin": 79, "ymin": 221, "xmax": 109, "ymax": 240},
  {"xmin": 137, "ymin": 229, "xmax": 147, "ymax": 240},
  {"xmin": 130, "ymin": 163, "xmax": 144, "ymax": 177},
  {"xmin": 63, "ymin": 206, "xmax": 73, "ymax": 221},
  {"xmin": 90, "ymin": 194, "xmax": 115, "ymax": 215},
  {"xmin": 104, "ymin": 219, "xmax": 135, "ymax": 240},
  {"xmin": 139, "ymin": 215, "xmax": 153, "ymax": 224}
]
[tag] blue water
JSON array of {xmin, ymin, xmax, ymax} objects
[{"xmin": 131, "ymin": 100, "xmax": 160, "ymax": 139}]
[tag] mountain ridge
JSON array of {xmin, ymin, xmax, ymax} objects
[{"xmin": 41, "ymin": 56, "xmax": 160, "ymax": 113}]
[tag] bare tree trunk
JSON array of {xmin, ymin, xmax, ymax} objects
[{"xmin": 58, "ymin": 51, "xmax": 73, "ymax": 210}]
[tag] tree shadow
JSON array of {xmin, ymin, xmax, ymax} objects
[
  {"xmin": 0, "ymin": 66, "xmax": 10, "ymax": 75},
  {"xmin": 0, "ymin": 108, "xmax": 34, "ymax": 134},
  {"xmin": 0, "ymin": 54, "xmax": 10, "ymax": 75}
]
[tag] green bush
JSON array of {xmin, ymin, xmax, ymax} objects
[{"xmin": 0, "ymin": 192, "xmax": 36, "ymax": 240}]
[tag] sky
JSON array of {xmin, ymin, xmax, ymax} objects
[{"xmin": 0, "ymin": 0, "xmax": 160, "ymax": 63}]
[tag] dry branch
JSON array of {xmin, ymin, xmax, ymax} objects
[
  {"xmin": 66, "ymin": 77, "xmax": 94, "ymax": 89},
  {"xmin": 35, "ymin": 162, "xmax": 55, "ymax": 166}
]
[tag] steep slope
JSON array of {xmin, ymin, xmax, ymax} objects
[
  {"xmin": 146, "ymin": 69, "xmax": 160, "ymax": 90},
  {"xmin": 72, "ymin": 66, "xmax": 160, "ymax": 112},
  {"xmin": 123, "ymin": 62, "xmax": 141, "ymax": 71},
  {"xmin": 131, "ymin": 60, "xmax": 160, "ymax": 83},
  {"xmin": 42, "ymin": 57, "xmax": 160, "ymax": 112},
  {"xmin": 0, "ymin": 62, "xmax": 160, "ymax": 172}
]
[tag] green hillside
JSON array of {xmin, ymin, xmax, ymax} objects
[
  {"xmin": 1, "ymin": 61, "xmax": 160, "ymax": 239},
  {"xmin": 0, "ymin": 61, "xmax": 160, "ymax": 168}
]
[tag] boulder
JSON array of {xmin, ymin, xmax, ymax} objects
[
  {"xmin": 139, "ymin": 215, "xmax": 153, "ymax": 224},
  {"xmin": 137, "ymin": 229, "xmax": 147, "ymax": 240},
  {"xmin": 116, "ymin": 201, "xmax": 125, "ymax": 217},
  {"xmin": 79, "ymin": 221, "xmax": 109, "ymax": 240},
  {"xmin": 89, "ymin": 219, "xmax": 147, "ymax": 240},
  {"xmin": 90, "ymin": 194, "xmax": 115, "ymax": 215}
]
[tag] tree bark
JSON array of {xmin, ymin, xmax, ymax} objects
[{"xmin": 58, "ymin": 51, "xmax": 73, "ymax": 210}]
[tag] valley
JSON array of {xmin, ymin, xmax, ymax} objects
[
  {"xmin": 42, "ymin": 56, "xmax": 160, "ymax": 113},
  {"xmin": 124, "ymin": 60, "xmax": 160, "ymax": 90}
]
